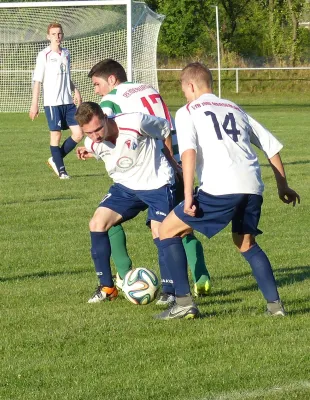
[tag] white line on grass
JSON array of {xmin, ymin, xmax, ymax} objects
[{"xmin": 197, "ymin": 381, "xmax": 310, "ymax": 400}]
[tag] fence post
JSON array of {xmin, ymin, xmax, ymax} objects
[{"xmin": 236, "ymin": 68, "xmax": 239, "ymax": 93}]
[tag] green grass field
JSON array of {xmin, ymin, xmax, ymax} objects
[{"xmin": 1, "ymin": 94, "xmax": 309, "ymax": 400}]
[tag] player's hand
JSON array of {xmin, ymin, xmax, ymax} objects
[
  {"xmin": 29, "ymin": 106, "xmax": 39, "ymax": 121},
  {"xmin": 74, "ymin": 90, "xmax": 82, "ymax": 107},
  {"xmin": 278, "ymin": 186, "xmax": 300, "ymax": 206},
  {"xmin": 183, "ymin": 194, "xmax": 196, "ymax": 216},
  {"xmin": 76, "ymin": 146, "xmax": 89, "ymax": 160}
]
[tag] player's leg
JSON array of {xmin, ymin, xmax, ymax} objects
[
  {"xmin": 45, "ymin": 106, "xmax": 69, "ymax": 178},
  {"xmin": 138, "ymin": 185, "xmax": 177, "ymax": 307},
  {"xmin": 175, "ymin": 179, "xmax": 211, "ymax": 295},
  {"xmin": 62, "ymin": 104, "xmax": 84, "ymax": 158},
  {"xmin": 108, "ymin": 224, "xmax": 132, "ymax": 282},
  {"xmin": 232, "ymin": 194, "xmax": 284, "ymax": 316},
  {"xmin": 151, "ymin": 221, "xmax": 175, "ymax": 306},
  {"xmin": 182, "ymin": 234, "xmax": 211, "ymax": 296},
  {"xmin": 102, "ymin": 184, "xmax": 146, "ymax": 290},
  {"xmin": 155, "ymin": 210, "xmax": 199, "ymax": 319},
  {"xmin": 88, "ymin": 205, "xmax": 122, "ymax": 303}
]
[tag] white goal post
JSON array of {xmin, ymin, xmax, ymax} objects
[{"xmin": 0, "ymin": 0, "xmax": 164, "ymax": 112}]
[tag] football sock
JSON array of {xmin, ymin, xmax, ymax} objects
[
  {"xmin": 60, "ymin": 137, "xmax": 78, "ymax": 158},
  {"xmin": 159, "ymin": 237, "xmax": 190, "ymax": 297},
  {"xmin": 153, "ymin": 238, "xmax": 174, "ymax": 295},
  {"xmin": 176, "ymin": 293, "xmax": 194, "ymax": 307},
  {"xmin": 50, "ymin": 145, "xmax": 66, "ymax": 175},
  {"xmin": 90, "ymin": 231, "xmax": 114, "ymax": 287},
  {"xmin": 108, "ymin": 225, "xmax": 132, "ymax": 279},
  {"xmin": 182, "ymin": 233, "xmax": 210, "ymax": 283},
  {"xmin": 241, "ymin": 243, "xmax": 280, "ymax": 302}
]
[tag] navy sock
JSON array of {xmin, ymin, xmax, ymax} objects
[
  {"xmin": 159, "ymin": 237, "xmax": 190, "ymax": 297},
  {"xmin": 153, "ymin": 238, "xmax": 174, "ymax": 295},
  {"xmin": 60, "ymin": 137, "xmax": 78, "ymax": 158},
  {"xmin": 241, "ymin": 243, "xmax": 279, "ymax": 302},
  {"xmin": 50, "ymin": 145, "xmax": 66, "ymax": 175},
  {"xmin": 90, "ymin": 231, "xmax": 114, "ymax": 287}
]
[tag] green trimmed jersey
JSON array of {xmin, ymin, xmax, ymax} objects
[{"xmin": 100, "ymin": 82, "xmax": 180, "ymax": 162}]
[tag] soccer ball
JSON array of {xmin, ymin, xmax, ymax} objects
[{"xmin": 122, "ymin": 268, "xmax": 159, "ymax": 305}]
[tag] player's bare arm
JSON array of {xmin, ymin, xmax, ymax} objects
[
  {"xmin": 70, "ymin": 80, "xmax": 82, "ymax": 106},
  {"xmin": 268, "ymin": 152, "xmax": 300, "ymax": 206},
  {"xmin": 29, "ymin": 81, "xmax": 41, "ymax": 120},
  {"xmin": 181, "ymin": 149, "xmax": 197, "ymax": 216}
]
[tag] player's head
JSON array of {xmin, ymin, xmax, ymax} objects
[
  {"xmin": 88, "ymin": 59, "xmax": 128, "ymax": 97},
  {"xmin": 47, "ymin": 23, "xmax": 64, "ymax": 45},
  {"xmin": 75, "ymin": 102, "xmax": 112, "ymax": 142},
  {"xmin": 180, "ymin": 62, "xmax": 213, "ymax": 102}
]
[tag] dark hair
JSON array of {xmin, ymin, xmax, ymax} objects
[
  {"xmin": 88, "ymin": 59, "xmax": 127, "ymax": 82},
  {"xmin": 181, "ymin": 62, "xmax": 213, "ymax": 89},
  {"xmin": 75, "ymin": 102, "xmax": 105, "ymax": 126}
]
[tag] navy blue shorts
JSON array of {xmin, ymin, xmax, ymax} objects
[
  {"xmin": 174, "ymin": 190, "xmax": 263, "ymax": 238},
  {"xmin": 44, "ymin": 104, "xmax": 78, "ymax": 131},
  {"xmin": 99, "ymin": 183, "xmax": 175, "ymax": 225}
]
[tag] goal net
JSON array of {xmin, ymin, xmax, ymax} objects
[{"xmin": 0, "ymin": 1, "xmax": 164, "ymax": 112}]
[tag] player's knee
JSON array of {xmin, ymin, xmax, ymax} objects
[
  {"xmin": 71, "ymin": 130, "xmax": 83, "ymax": 143},
  {"xmin": 89, "ymin": 216, "xmax": 111, "ymax": 232},
  {"xmin": 232, "ymin": 233, "xmax": 255, "ymax": 252}
]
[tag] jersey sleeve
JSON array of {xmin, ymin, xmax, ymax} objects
[
  {"xmin": 175, "ymin": 106, "xmax": 197, "ymax": 157},
  {"xmin": 247, "ymin": 114, "xmax": 283, "ymax": 159},
  {"xmin": 100, "ymin": 99, "xmax": 122, "ymax": 116},
  {"xmin": 140, "ymin": 113, "xmax": 170, "ymax": 140},
  {"xmin": 84, "ymin": 136, "xmax": 102, "ymax": 160},
  {"xmin": 32, "ymin": 52, "xmax": 45, "ymax": 83}
]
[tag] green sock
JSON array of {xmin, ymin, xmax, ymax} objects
[
  {"xmin": 108, "ymin": 225, "xmax": 132, "ymax": 279},
  {"xmin": 182, "ymin": 234, "xmax": 210, "ymax": 283}
]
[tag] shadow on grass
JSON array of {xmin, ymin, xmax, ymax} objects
[
  {"xmin": 261, "ymin": 159, "xmax": 310, "ymax": 167},
  {"xmin": 215, "ymin": 265, "xmax": 310, "ymax": 285},
  {"xmin": 276, "ymin": 265, "xmax": 310, "ymax": 286},
  {"xmin": 0, "ymin": 268, "xmax": 88, "ymax": 283},
  {"xmin": 2, "ymin": 196, "xmax": 82, "ymax": 206}
]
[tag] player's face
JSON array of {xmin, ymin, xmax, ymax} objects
[
  {"xmin": 47, "ymin": 28, "xmax": 63, "ymax": 46},
  {"xmin": 82, "ymin": 115, "xmax": 106, "ymax": 142},
  {"xmin": 181, "ymin": 79, "xmax": 195, "ymax": 102},
  {"xmin": 92, "ymin": 76, "xmax": 113, "ymax": 96}
]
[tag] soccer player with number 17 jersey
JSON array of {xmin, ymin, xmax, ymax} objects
[{"xmin": 84, "ymin": 59, "xmax": 212, "ymax": 304}]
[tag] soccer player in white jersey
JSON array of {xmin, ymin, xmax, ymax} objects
[
  {"xmin": 155, "ymin": 62, "xmax": 300, "ymax": 320},
  {"xmin": 75, "ymin": 101, "xmax": 175, "ymax": 303},
  {"xmin": 84, "ymin": 58, "xmax": 211, "ymax": 304},
  {"xmin": 29, "ymin": 23, "xmax": 83, "ymax": 179}
]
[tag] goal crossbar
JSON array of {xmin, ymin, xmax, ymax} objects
[{"xmin": 0, "ymin": 1, "xmax": 164, "ymax": 112}]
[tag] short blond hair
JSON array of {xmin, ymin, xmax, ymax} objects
[
  {"xmin": 181, "ymin": 62, "xmax": 213, "ymax": 90},
  {"xmin": 47, "ymin": 23, "xmax": 63, "ymax": 34}
]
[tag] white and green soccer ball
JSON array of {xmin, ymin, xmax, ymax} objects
[{"xmin": 122, "ymin": 268, "xmax": 159, "ymax": 305}]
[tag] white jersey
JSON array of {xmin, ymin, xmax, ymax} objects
[
  {"xmin": 32, "ymin": 46, "xmax": 73, "ymax": 106},
  {"xmin": 99, "ymin": 82, "xmax": 180, "ymax": 162},
  {"xmin": 84, "ymin": 112, "xmax": 174, "ymax": 190},
  {"xmin": 175, "ymin": 93, "xmax": 283, "ymax": 196}
]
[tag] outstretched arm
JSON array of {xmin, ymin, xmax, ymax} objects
[{"xmin": 268, "ymin": 153, "xmax": 300, "ymax": 206}]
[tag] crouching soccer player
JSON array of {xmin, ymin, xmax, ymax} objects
[
  {"xmin": 75, "ymin": 102, "xmax": 175, "ymax": 303},
  {"xmin": 87, "ymin": 58, "xmax": 212, "ymax": 303},
  {"xmin": 155, "ymin": 62, "xmax": 300, "ymax": 320}
]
